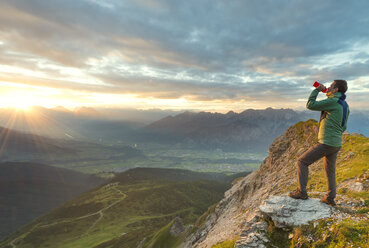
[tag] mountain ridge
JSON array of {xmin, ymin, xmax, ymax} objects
[
  {"xmin": 138, "ymin": 108, "xmax": 307, "ymax": 153},
  {"xmin": 181, "ymin": 119, "xmax": 369, "ymax": 247}
]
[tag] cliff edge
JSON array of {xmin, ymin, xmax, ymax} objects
[{"xmin": 181, "ymin": 119, "xmax": 369, "ymax": 248}]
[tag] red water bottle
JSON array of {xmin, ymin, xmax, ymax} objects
[{"xmin": 313, "ymin": 81, "xmax": 327, "ymax": 93}]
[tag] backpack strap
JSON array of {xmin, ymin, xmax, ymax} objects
[{"xmin": 337, "ymin": 94, "xmax": 348, "ymax": 127}]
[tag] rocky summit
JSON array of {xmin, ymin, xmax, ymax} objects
[{"xmin": 180, "ymin": 119, "xmax": 369, "ymax": 248}]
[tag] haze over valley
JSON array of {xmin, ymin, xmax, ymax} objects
[{"xmin": 1, "ymin": 0, "xmax": 369, "ymax": 246}]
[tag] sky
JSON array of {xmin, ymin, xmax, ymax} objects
[{"xmin": 1, "ymin": 0, "xmax": 369, "ymax": 113}]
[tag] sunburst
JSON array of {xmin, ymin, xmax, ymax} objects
[{"xmin": 1, "ymin": 92, "xmax": 36, "ymax": 111}]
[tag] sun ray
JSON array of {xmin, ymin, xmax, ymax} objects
[
  {"xmin": 0, "ymin": 107, "xmax": 72, "ymax": 160},
  {"xmin": 0, "ymin": 110, "xmax": 19, "ymax": 156}
]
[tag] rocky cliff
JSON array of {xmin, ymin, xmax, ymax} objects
[{"xmin": 181, "ymin": 119, "xmax": 369, "ymax": 248}]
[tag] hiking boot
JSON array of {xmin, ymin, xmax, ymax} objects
[
  {"xmin": 320, "ymin": 197, "xmax": 336, "ymax": 206},
  {"xmin": 289, "ymin": 189, "xmax": 308, "ymax": 200}
]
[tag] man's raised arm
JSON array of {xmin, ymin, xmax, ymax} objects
[{"xmin": 306, "ymin": 89, "xmax": 335, "ymax": 111}]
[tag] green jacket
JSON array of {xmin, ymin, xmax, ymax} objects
[{"xmin": 306, "ymin": 89, "xmax": 350, "ymax": 147}]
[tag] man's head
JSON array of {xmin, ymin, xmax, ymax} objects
[{"xmin": 327, "ymin": 80, "xmax": 348, "ymax": 94}]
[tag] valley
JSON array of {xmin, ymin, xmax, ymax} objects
[
  {"xmin": 1, "ymin": 168, "xmax": 241, "ymax": 248},
  {"xmin": 1, "ymin": 129, "xmax": 263, "ymax": 174}
]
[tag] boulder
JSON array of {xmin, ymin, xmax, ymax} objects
[
  {"xmin": 259, "ymin": 196, "xmax": 333, "ymax": 228},
  {"xmin": 235, "ymin": 218, "xmax": 269, "ymax": 248}
]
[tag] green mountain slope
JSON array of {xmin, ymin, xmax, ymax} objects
[
  {"xmin": 140, "ymin": 218, "xmax": 187, "ymax": 248},
  {"xmin": 0, "ymin": 168, "xmax": 244, "ymax": 248},
  {"xmin": 0, "ymin": 162, "xmax": 105, "ymax": 240}
]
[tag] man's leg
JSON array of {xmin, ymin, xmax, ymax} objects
[
  {"xmin": 323, "ymin": 146, "xmax": 341, "ymax": 200},
  {"xmin": 297, "ymin": 143, "xmax": 328, "ymax": 194}
]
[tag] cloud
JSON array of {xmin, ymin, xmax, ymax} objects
[{"xmin": 1, "ymin": 0, "xmax": 369, "ymax": 109}]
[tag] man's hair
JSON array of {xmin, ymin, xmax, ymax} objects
[{"xmin": 334, "ymin": 80, "xmax": 348, "ymax": 93}]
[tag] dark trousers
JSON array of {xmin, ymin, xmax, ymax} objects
[{"xmin": 297, "ymin": 143, "xmax": 341, "ymax": 199}]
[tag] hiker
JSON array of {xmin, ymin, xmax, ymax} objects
[{"xmin": 289, "ymin": 80, "xmax": 350, "ymax": 206}]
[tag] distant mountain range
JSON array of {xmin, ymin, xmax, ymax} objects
[
  {"xmin": 134, "ymin": 108, "xmax": 369, "ymax": 153},
  {"xmin": 0, "ymin": 162, "xmax": 105, "ymax": 240},
  {"xmin": 1, "ymin": 106, "xmax": 368, "ymax": 154},
  {"xmin": 133, "ymin": 108, "xmax": 308, "ymax": 152}
]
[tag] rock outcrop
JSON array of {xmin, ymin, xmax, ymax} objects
[
  {"xmin": 180, "ymin": 119, "xmax": 369, "ymax": 247},
  {"xmin": 259, "ymin": 196, "xmax": 333, "ymax": 228},
  {"xmin": 180, "ymin": 120, "xmax": 321, "ymax": 247},
  {"xmin": 235, "ymin": 215, "xmax": 269, "ymax": 248},
  {"xmin": 234, "ymin": 195, "xmax": 334, "ymax": 248}
]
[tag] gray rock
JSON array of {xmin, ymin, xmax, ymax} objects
[
  {"xmin": 348, "ymin": 182, "xmax": 365, "ymax": 192},
  {"xmin": 259, "ymin": 196, "xmax": 332, "ymax": 228},
  {"xmin": 236, "ymin": 219, "xmax": 269, "ymax": 248},
  {"xmin": 170, "ymin": 216, "xmax": 186, "ymax": 237}
]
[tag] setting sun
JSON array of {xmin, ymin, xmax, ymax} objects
[{"xmin": 0, "ymin": 91, "xmax": 37, "ymax": 110}]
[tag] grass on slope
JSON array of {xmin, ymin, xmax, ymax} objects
[
  {"xmin": 1, "ymin": 172, "xmax": 228, "ymax": 248},
  {"xmin": 290, "ymin": 218, "xmax": 369, "ymax": 248},
  {"xmin": 141, "ymin": 219, "xmax": 187, "ymax": 248},
  {"xmin": 305, "ymin": 134, "xmax": 369, "ymax": 198}
]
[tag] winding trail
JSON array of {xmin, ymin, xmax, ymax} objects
[
  {"xmin": 9, "ymin": 186, "xmax": 126, "ymax": 248},
  {"xmin": 82, "ymin": 188, "xmax": 126, "ymax": 236}
]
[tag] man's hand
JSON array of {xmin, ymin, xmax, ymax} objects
[{"xmin": 316, "ymin": 85, "xmax": 325, "ymax": 92}]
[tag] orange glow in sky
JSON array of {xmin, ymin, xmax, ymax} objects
[
  {"xmin": 0, "ymin": 81, "xmax": 294, "ymax": 113},
  {"xmin": 1, "ymin": 1, "xmax": 369, "ymax": 113}
]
